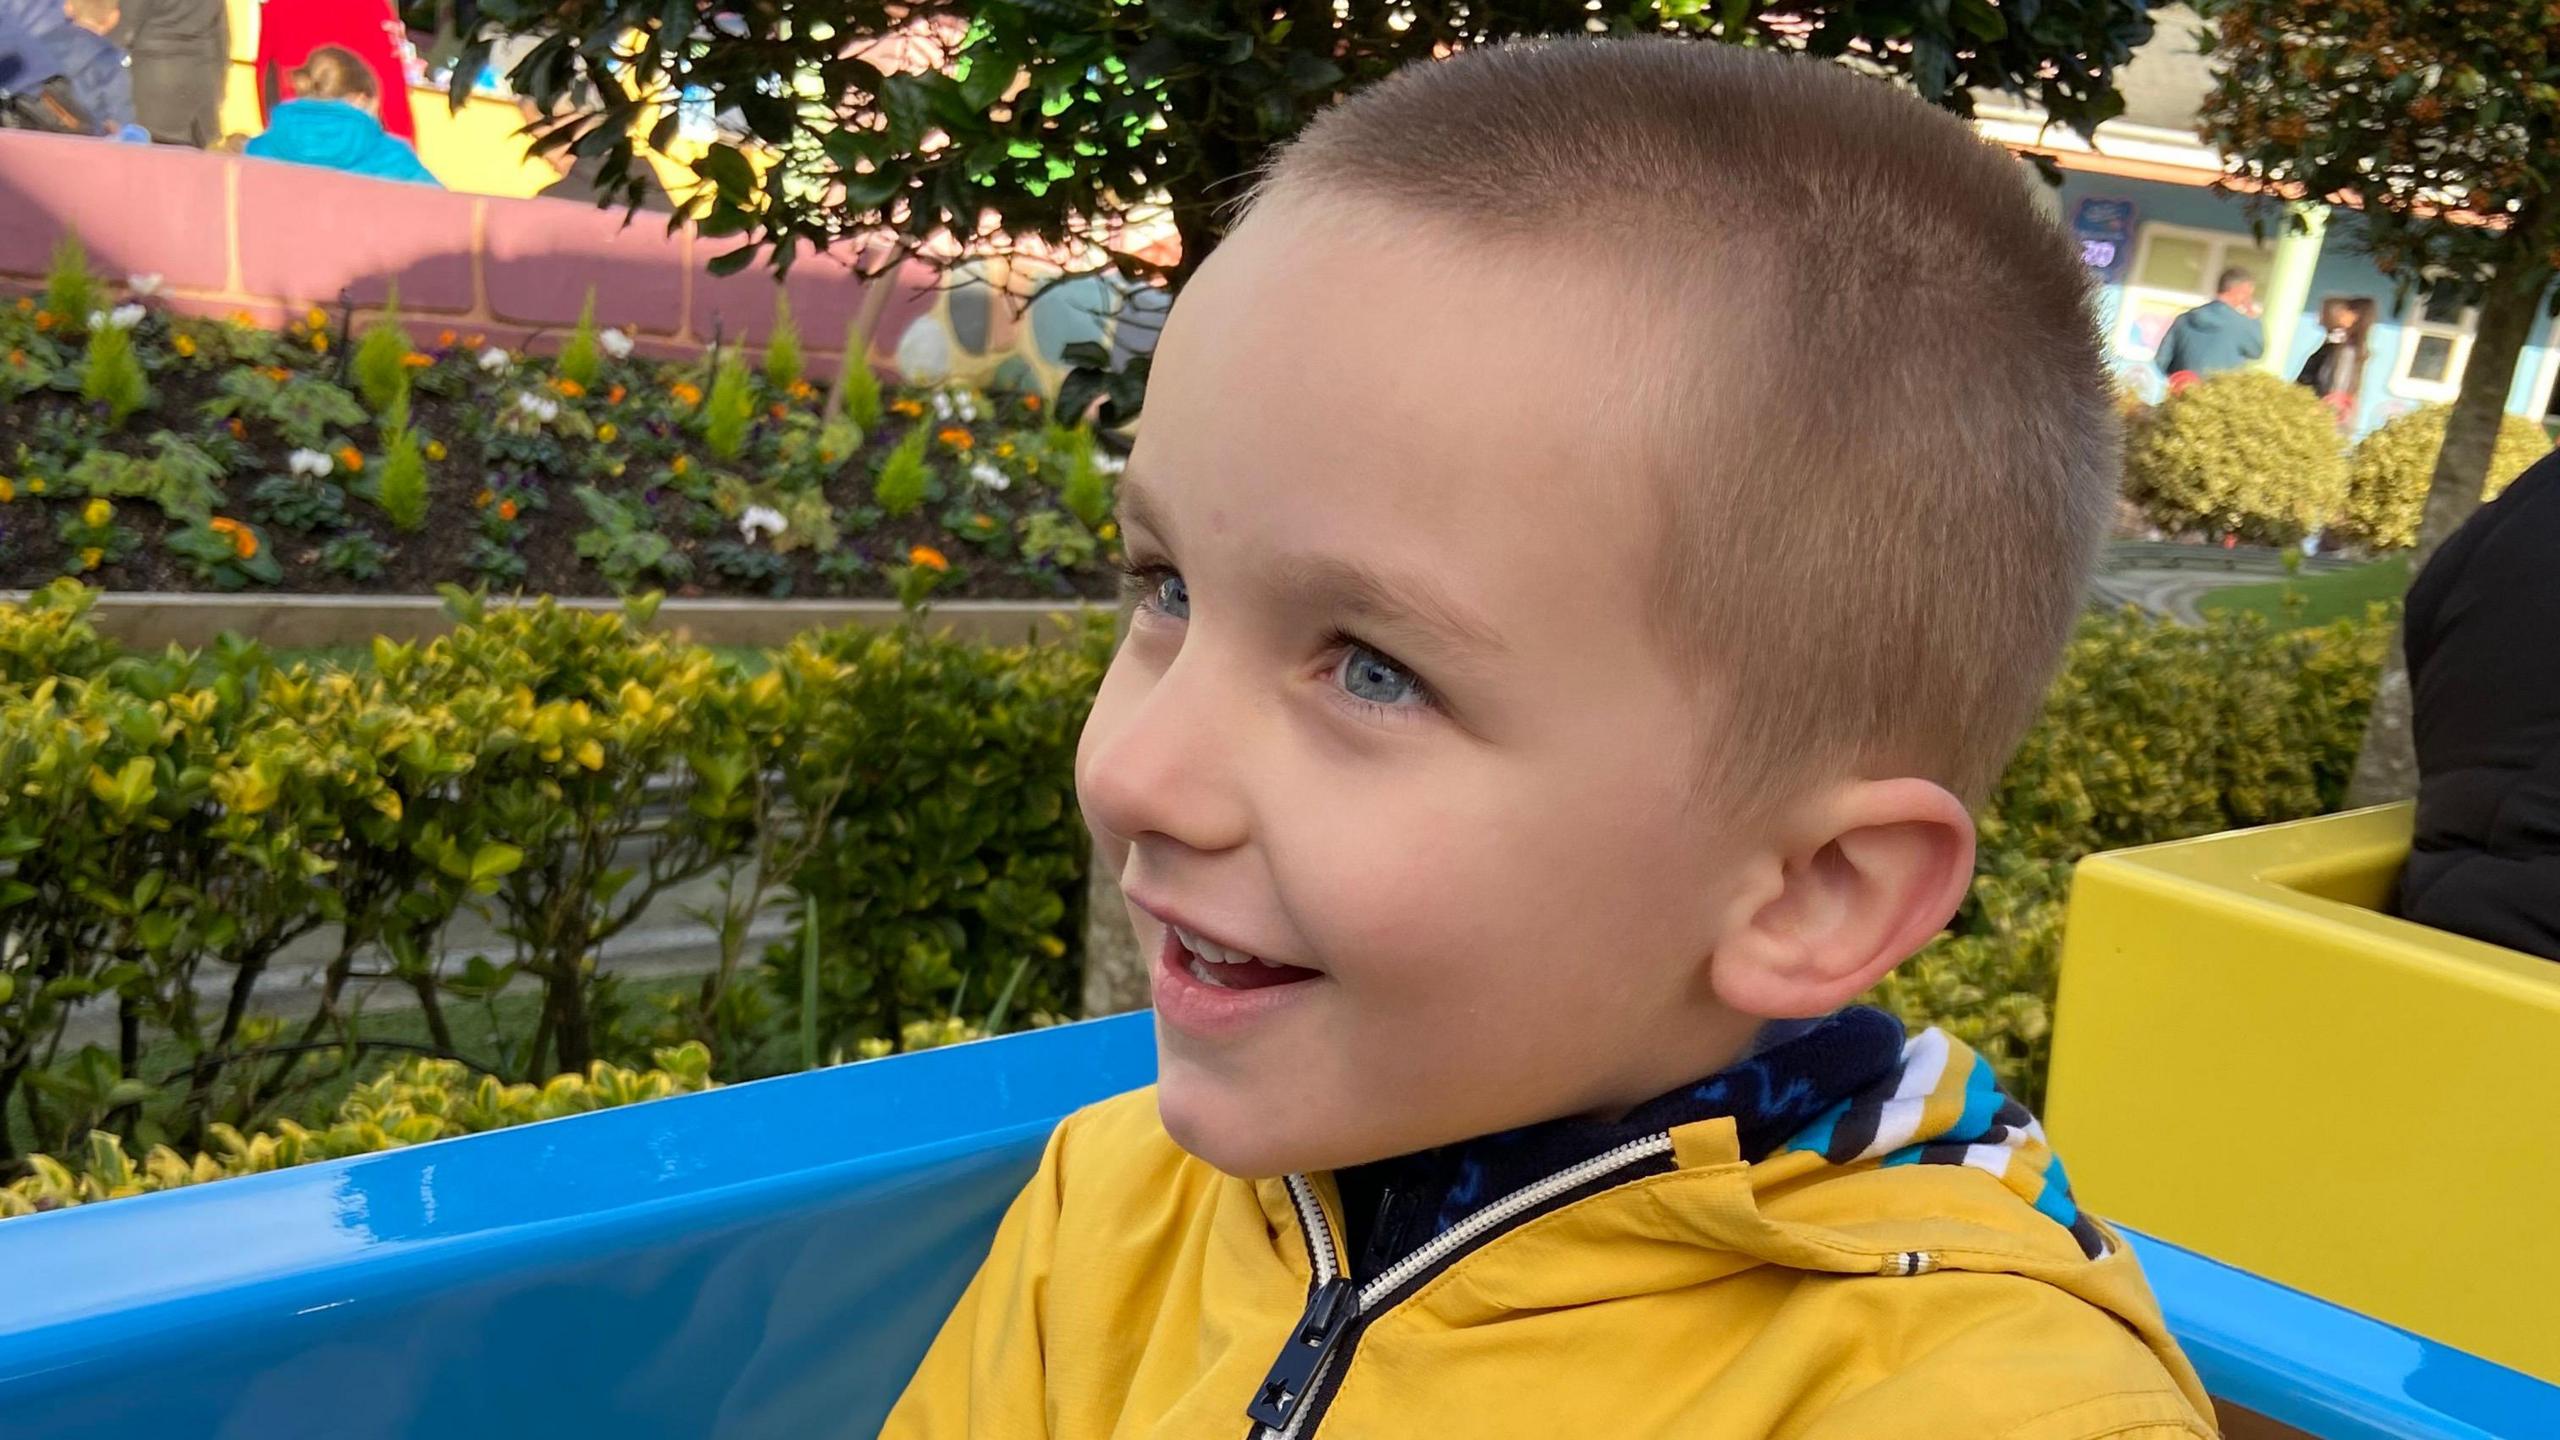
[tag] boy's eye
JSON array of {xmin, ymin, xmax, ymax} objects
[
  {"xmin": 1149, "ymin": 571, "xmax": 1190, "ymax": 620},
  {"xmin": 1336, "ymin": 643, "xmax": 1426, "ymax": 708}
]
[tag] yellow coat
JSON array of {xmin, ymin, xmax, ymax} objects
[{"xmin": 886, "ymin": 1075, "xmax": 2217, "ymax": 1440}]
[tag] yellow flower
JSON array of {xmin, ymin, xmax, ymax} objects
[
  {"xmin": 473, "ymin": 488, "xmax": 495, "ymax": 509},
  {"xmin": 0, "ymin": 478, "xmax": 14, "ymax": 503},
  {"xmin": 597, "ymin": 422, "xmax": 618, "ymax": 443},
  {"xmin": 424, "ymin": 439, "xmax": 447, "ymax": 462},
  {"xmin": 305, "ymin": 306, "xmax": 328, "ymax": 330},
  {"xmin": 908, "ymin": 545, "xmax": 950, "ymax": 572},
  {"xmin": 338, "ymin": 447, "xmax": 363, "ymax": 473},
  {"xmin": 173, "ymin": 333, "xmax": 198, "ymax": 358},
  {"xmin": 26, "ymin": 478, "xmax": 45, "ymax": 496},
  {"xmin": 310, "ymin": 331, "xmax": 330, "ymax": 353},
  {"xmin": 671, "ymin": 456, "xmax": 691, "ymax": 476},
  {"xmin": 79, "ymin": 547, "xmax": 103, "ymax": 571},
  {"xmin": 1098, "ymin": 521, "xmax": 1118, "ymax": 541},
  {"xmin": 82, "ymin": 498, "xmax": 113, "ymax": 527},
  {"xmin": 994, "ymin": 441, "xmax": 1015, "ymax": 459}
]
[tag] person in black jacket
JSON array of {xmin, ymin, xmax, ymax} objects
[{"xmin": 2398, "ymin": 446, "xmax": 2560, "ymax": 961}]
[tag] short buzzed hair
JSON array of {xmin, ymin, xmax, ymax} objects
[
  {"xmin": 1253, "ymin": 38, "xmax": 2112, "ymax": 805},
  {"xmin": 2216, "ymin": 266, "xmax": 2255, "ymax": 294}
]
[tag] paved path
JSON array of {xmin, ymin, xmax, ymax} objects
[{"xmin": 2089, "ymin": 540, "xmax": 2355, "ymax": 624}]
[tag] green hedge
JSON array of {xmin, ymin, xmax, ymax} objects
[{"xmin": 0, "ymin": 581, "xmax": 1106, "ymax": 1180}]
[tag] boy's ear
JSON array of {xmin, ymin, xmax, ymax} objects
[{"xmin": 1708, "ymin": 778, "xmax": 1975, "ymax": 1020}]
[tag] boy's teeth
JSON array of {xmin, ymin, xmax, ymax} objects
[{"xmin": 1174, "ymin": 925, "xmax": 1256, "ymax": 968}]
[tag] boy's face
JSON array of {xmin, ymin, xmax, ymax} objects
[{"xmin": 1078, "ymin": 201, "xmax": 1773, "ymax": 1178}]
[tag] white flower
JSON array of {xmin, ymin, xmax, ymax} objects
[
  {"xmin": 737, "ymin": 504, "xmax": 788, "ymax": 543},
  {"xmin": 478, "ymin": 347, "xmax": 512, "ymax": 374},
  {"xmin": 1094, "ymin": 451, "xmax": 1126, "ymax": 475},
  {"xmin": 598, "ymin": 327, "xmax": 635, "ymax": 360},
  {"xmin": 514, "ymin": 391, "xmax": 559, "ymax": 423},
  {"xmin": 126, "ymin": 274, "xmax": 163, "ymax": 298},
  {"xmin": 287, "ymin": 448, "xmax": 334, "ymax": 478},
  {"xmin": 967, "ymin": 460, "xmax": 1011, "ymax": 493},
  {"xmin": 957, "ymin": 394, "xmax": 979, "ymax": 422},
  {"xmin": 108, "ymin": 303, "xmax": 146, "ymax": 330},
  {"xmin": 931, "ymin": 391, "xmax": 953, "ymax": 420}
]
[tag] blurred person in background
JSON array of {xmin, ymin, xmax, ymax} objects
[
  {"xmin": 0, "ymin": 0, "xmax": 133, "ymax": 134},
  {"xmin": 2157, "ymin": 266, "xmax": 2265, "ymax": 380},
  {"xmin": 2295, "ymin": 295, "xmax": 2376, "ymax": 426},
  {"xmin": 2398, "ymin": 448, "xmax": 2560, "ymax": 963},
  {"xmin": 256, "ymin": 0, "xmax": 412, "ymax": 140},
  {"xmin": 243, "ymin": 42, "xmax": 437, "ymax": 184},
  {"xmin": 111, "ymin": 0, "xmax": 221, "ymax": 143}
]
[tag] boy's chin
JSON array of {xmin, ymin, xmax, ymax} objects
[{"xmin": 1155, "ymin": 1061, "xmax": 1378, "ymax": 1179}]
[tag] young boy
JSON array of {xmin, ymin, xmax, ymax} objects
[{"xmin": 886, "ymin": 36, "xmax": 2217, "ymax": 1440}]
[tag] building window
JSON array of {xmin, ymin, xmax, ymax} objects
[
  {"xmin": 2115, "ymin": 223, "xmax": 2279, "ymax": 361},
  {"xmin": 2389, "ymin": 289, "xmax": 2475, "ymax": 402}
]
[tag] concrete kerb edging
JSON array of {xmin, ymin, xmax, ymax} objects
[{"xmin": 0, "ymin": 593, "xmax": 1112, "ymax": 651}]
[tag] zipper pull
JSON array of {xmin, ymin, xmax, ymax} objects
[{"xmin": 1245, "ymin": 1275, "xmax": 1355, "ymax": 1431}]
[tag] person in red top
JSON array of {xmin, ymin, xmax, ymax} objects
[{"xmin": 253, "ymin": 0, "xmax": 411, "ymax": 140}]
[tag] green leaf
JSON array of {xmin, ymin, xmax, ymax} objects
[
  {"xmin": 469, "ymin": 842, "xmax": 526, "ymax": 888},
  {"xmin": 696, "ymin": 143, "xmax": 756, "ymax": 203}
]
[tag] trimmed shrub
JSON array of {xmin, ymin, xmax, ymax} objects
[
  {"xmin": 2339, "ymin": 403, "xmax": 2554, "ymax": 551},
  {"xmin": 2126, "ymin": 368, "xmax": 2346, "ymax": 543}
]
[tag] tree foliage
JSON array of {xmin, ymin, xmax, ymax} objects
[{"xmin": 437, "ymin": 0, "xmax": 2164, "ymax": 287}]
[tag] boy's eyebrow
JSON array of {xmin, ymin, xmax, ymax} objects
[
  {"xmin": 1276, "ymin": 554, "xmax": 1508, "ymax": 659},
  {"xmin": 1115, "ymin": 475, "xmax": 1170, "ymax": 540}
]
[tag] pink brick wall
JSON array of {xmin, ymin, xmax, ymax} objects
[{"xmin": 0, "ymin": 129, "xmax": 935, "ymax": 375}]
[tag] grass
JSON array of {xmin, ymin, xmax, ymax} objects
[
  {"xmin": 7, "ymin": 973, "xmax": 704, "ymax": 1163},
  {"xmin": 2197, "ymin": 555, "xmax": 2411, "ymax": 628}
]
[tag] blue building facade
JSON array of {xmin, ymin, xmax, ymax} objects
[{"xmin": 2004, "ymin": 129, "xmax": 2560, "ymax": 439}]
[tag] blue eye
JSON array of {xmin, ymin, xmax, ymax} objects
[
  {"xmin": 1338, "ymin": 644, "xmax": 1425, "ymax": 707},
  {"xmin": 1151, "ymin": 571, "xmax": 1190, "ymax": 620}
]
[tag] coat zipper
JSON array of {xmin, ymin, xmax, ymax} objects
[{"xmin": 1246, "ymin": 1132, "xmax": 1676, "ymax": 1440}]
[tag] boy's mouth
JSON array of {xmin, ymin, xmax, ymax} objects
[{"xmin": 1171, "ymin": 925, "xmax": 1321, "ymax": 991}]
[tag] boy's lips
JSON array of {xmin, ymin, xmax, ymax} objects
[{"xmin": 1131, "ymin": 900, "xmax": 1323, "ymax": 1038}]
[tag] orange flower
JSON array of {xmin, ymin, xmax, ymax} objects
[
  {"xmin": 473, "ymin": 488, "xmax": 495, "ymax": 509},
  {"xmin": 889, "ymin": 397, "xmax": 925, "ymax": 417},
  {"xmin": 7, "ymin": 348, "xmax": 24, "ymax": 367},
  {"xmin": 1022, "ymin": 394, "xmax": 1042, "ymax": 412},
  {"xmin": 337, "ymin": 447, "xmax": 363, "ymax": 473},
  {"xmin": 971, "ymin": 512, "xmax": 994, "ymax": 527},
  {"xmin": 466, "ymin": 333, "xmax": 486, "ymax": 348},
  {"xmin": 788, "ymin": 379, "xmax": 816, "ymax": 401},
  {"xmin": 769, "ymin": 403, "xmax": 788, "ymax": 420},
  {"xmin": 670, "ymin": 381, "xmax": 703, "ymax": 406},
  {"xmin": 606, "ymin": 384, "xmax": 627, "ymax": 405},
  {"xmin": 227, "ymin": 418, "xmax": 247, "ymax": 440},
  {"xmin": 908, "ymin": 545, "xmax": 950, "ymax": 572},
  {"xmin": 497, "ymin": 499, "xmax": 520, "ymax": 521},
  {"xmin": 937, "ymin": 427, "xmax": 973, "ymax": 451},
  {"xmin": 209, "ymin": 516, "xmax": 257, "ymax": 559},
  {"xmin": 554, "ymin": 377, "xmax": 586, "ymax": 397},
  {"xmin": 263, "ymin": 366, "xmax": 290, "ymax": 383},
  {"xmin": 229, "ymin": 309, "xmax": 257, "ymax": 328},
  {"xmin": 173, "ymin": 333, "xmax": 198, "ymax": 358},
  {"xmin": 33, "ymin": 311, "xmax": 53, "ymax": 331},
  {"xmin": 439, "ymin": 329, "xmax": 458, "ymax": 347},
  {"xmin": 400, "ymin": 352, "xmax": 434, "ymax": 368},
  {"xmin": 12, "ymin": 297, "xmax": 29, "ymax": 313}
]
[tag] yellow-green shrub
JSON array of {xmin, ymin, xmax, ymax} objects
[
  {"xmin": 0, "ymin": 1044, "xmax": 714, "ymax": 1217},
  {"xmin": 2339, "ymin": 403, "xmax": 2554, "ymax": 551},
  {"xmin": 2126, "ymin": 369, "xmax": 2346, "ymax": 544}
]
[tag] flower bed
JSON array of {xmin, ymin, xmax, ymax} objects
[{"xmin": 0, "ymin": 242, "xmax": 1125, "ymax": 601}]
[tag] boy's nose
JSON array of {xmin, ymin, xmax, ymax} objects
[{"xmin": 1077, "ymin": 645, "xmax": 1254, "ymax": 861}]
